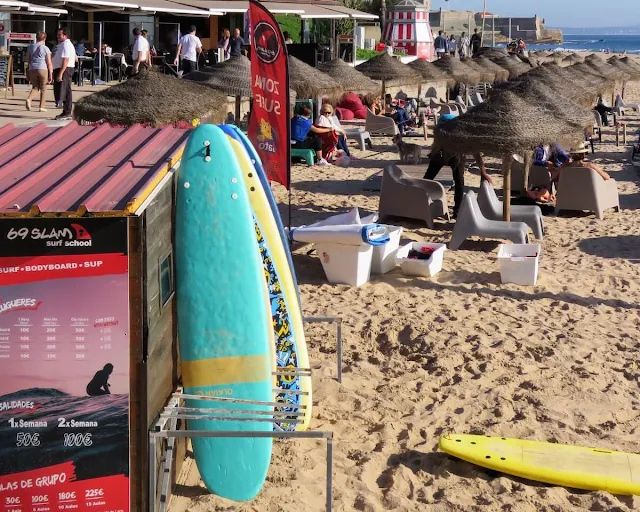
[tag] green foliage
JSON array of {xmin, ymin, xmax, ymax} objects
[
  {"xmin": 276, "ymin": 14, "xmax": 302, "ymax": 43},
  {"xmin": 356, "ymin": 48, "xmax": 382, "ymax": 60}
]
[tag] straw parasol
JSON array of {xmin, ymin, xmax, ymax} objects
[
  {"xmin": 583, "ymin": 57, "xmax": 628, "ymax": 82},
  {"xmin": 476, "ymin": 47, "xmax": 509, "ymax": 59},
  {"xmin": 289, "ymin": 55, "xmax": 343, "ymax": 101},
  {"xmin": 607, "ymin": 55, "xmax": 640, "ymax": 81},
  {"xmin": 435, "ymin": 90, "xmax": 582, "ymax": 156},
  {"xmin": 355, "ymin": 52, "xmax": 423, "ymax": 88},
  {"xmin": 473, "ymin": 56, "xmax": 510, "ymax": 82},
  {"xmin": 562, "ymin": 63, "xmax": 615, "ymax": 102},
  {"xmin": 318, "ymin": 58, "xmax": 381, "ymax": 96},
  {"xmin": 460, "ymin": 56, "xmax": 496, "ymax": 84},
  {"xmin": 489, "ymin": 56, "xmax": 531, "ymax": 79},
  {"xmin": 523, "ymin": 63, "xmax": 603, "ymax": 108},
  {"xmin": 434, "ymin": 90, "xmax": 583, "ymax": 219},
  {"xmin": 564, "ymin": 53, "xmax": 584, "ymax": 64},
  {"xmin": 73, "ymin": 69, "xmax": 228, "ymax": 127},
  {"xmin": 183, "ymin": 55, "xmax": 297, "ymax": 120},
  {"xmin": 491, "ymin": 72, "xmax": 594, "ymax": 131},
  {"xmin": 431, "ymin": 54, "xmax": 482, "ymax": 84},
  {"xmin": 407, "ymin": 58, "xmax": 455, "ymax": 87},
  {"xmin": 184, "ymin": 55, "xmax": 251, "ymax": 97}
]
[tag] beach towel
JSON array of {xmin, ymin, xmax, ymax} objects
[{"xmin": 289, "ymin": 223, "xmax": 390, "ymax": 246}]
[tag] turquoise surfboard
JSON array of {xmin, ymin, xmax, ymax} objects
[
  {"xmin": 175, "ymin": 124, "xmax": 274, "ymax": 501},
  {"xmin": 221, "ymin": 125, "xmax": 312, "ymax": 431},
  {"xmin": 219, "ymin": 124, "xmax": 301, "ymax": 304}
]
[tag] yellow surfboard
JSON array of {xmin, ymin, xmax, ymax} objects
[
  {"xmin": 227, "ymin": 136, "xmax": 312, "ymax": 431},
  {"xmin": 439, "ymin": 434, "xmax": 640, "ymax": 495}
]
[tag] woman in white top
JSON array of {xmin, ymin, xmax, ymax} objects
[{"xmin": 314, "ymin": 104, "xmax": 351, "ymax": 159}]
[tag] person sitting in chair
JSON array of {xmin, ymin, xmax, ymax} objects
[
  {"xmin": 315, "ymin": 103, "xmax": 350, "ymax": 159},
  {"xmin": 534, "ymin": 143, "xmax": 570, "ymax": 169},
  {"xmin": 551, "ymin": 146, "xmax": 610, "ymax": 183},
  {"xmin": 291, "ymin": 106, "xmax": 332, "ymax": 166}
]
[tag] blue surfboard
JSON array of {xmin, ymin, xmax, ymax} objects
[
  {"xmin": 175, "ymin": 124, "xmax": 274, "ymax": 501},
  {"xmin": 219, "ymin": 124, "xmax": 301, "ymax": 305}
]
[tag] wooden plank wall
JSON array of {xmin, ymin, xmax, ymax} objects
[{"xmin": 142, "ymin": 176, "xmax": 184, "ymax": 512}]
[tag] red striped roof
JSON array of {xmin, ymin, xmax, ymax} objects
[{"xmin": 0, "ymin": 122, "xmax": 190, "ymax": 216}]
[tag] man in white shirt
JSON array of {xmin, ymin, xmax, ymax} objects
[
  {"xmin": 51, "ymin": 27, "xmax": 76, "ymax": 121},
  {"xmin": 132, "ymin": 27, "xmax": 150, "ymax": 74},
  {"xmin": 174, "ymin": 25, "xmax": 202, "ymax": 75}
]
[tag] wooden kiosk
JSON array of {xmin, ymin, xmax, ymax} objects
[{"xmin": 0, "ymin": 122, "xmax": 190, "ymax": 512}]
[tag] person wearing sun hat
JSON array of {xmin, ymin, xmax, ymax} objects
[{"xmin": 551, "ymin": 144, "xmax": 611, "ymax": 182}]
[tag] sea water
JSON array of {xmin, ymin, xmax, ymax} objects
[{"xmin": 518, "ymin": 34, "xmax": 640, "ymax": 54}]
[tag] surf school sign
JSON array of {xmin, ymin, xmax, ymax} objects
[{"xmin": 248, "ymin": 0, "xmax": 291, "ymax": 189}]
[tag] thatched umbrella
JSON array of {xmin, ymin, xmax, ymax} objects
[
  {"xmin": 607, "ymin": 56, "xmax": 640, "ymax": 81},
  {"xmin": 355, "ymin": 52, "xmax": 423, "ymax": 94},
  {"xmin": 584, "ymin": 57, "xmax": 628, "ymax": 82},
  {"xmin": 318, "ymin": 58, "xmax": 381, "ymax": 96},
  {"xmin": 460, "ymin": 56, "xmax": 496, "ymax": 84},
  {"xmin": 432, "ymin": 54, "xmax": 482, "ymax": 84},
  {"xmin": 473, "ymin": 56, "xmax": 510, "ymax": 82},
  {"xmin": 489, "ymin": 56, "xmax": 531, "ymax": 79},
  {"xmin": 183, "ymin": 55, "xmax": 297, "ymax": 122},
  {"xmin": 522, "ymin": 63, "xmax": 602, "ymax": 108},
  {"xmin": 565, "ymin": 53, "xmax": 584, "ymax": 65},
  {"xmin": 492, "ymin": 73, "xmax": 594, "ymax": 133},
  {"xmin": 289, "ymin": 55, "xmax": 343, "ymax": 101},
  {"xmin": 74, "ymin": 69, "xmax": 228, "ymax": 127},
  {"xmin": 476, "ymin": 47, "xmax": 509, "ymax": 59},
  {"xmin": 561, "ymin": 63, "xmax": 615, "ymax": 103},
  {"xmin": 408, "ymin": 58, "xmax": 455, "ymax": 87},
  {"xmin": 620, "ymin": 56, "xmax": 640, "ymax": 73},
  {"xmin": 434, "ymin": 90, "xmax": 583, "ymax": 219}
]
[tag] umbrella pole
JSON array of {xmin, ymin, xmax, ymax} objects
[
  {"xmin": 522, "ymin": 152, "xmax": 532, "ymax": 196},
  {"xmin": 502, "ymin": 153, "xmax": 512, "ymax": 221},
  {"xmin": 235, "ymin": 95, "xmax": 241, "ymax": 126}
]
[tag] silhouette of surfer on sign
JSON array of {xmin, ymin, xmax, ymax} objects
[{"xmin": 86, "ymin": 363, "xmax": 113, "ymax": 396}]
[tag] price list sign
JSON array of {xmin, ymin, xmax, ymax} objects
[{"xmin": 0, "ymin": 218, "xmax": 129, "ymax": 512}]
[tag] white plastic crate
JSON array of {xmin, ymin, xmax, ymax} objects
[
  {"xmin": 395, "ymin": 242, "xmax": 446, "ymax": 277},
  {"xmin": 371, "ymin": 226, "xmax": 403, "ymax": 275},
  {"xmin": 497, "ymin": 243, "xmax": 541, "ymax": 285},
  {"xmin": 315, "ymin": 242, "xmax": 373, "ymax": 287}
]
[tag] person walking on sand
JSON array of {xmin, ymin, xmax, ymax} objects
[
  {"xmin": 459, "ymin": 32, "xmax": 470, "ymax": 58},
  {"xmin": 470, "ymin": 28, "xmax": 482, "ymax": 56},
  {"xmin": 434, "ymin": 31, "xmax": 448, "ymax": 59},
  {"xmin": 86, "ymin": 363, "xmax": 114, "ymax": 396},
  {"xmin": 448, "ymin": 34, "xmax": 457, "ymax": 56},
  {"xmin": 25, "ymin": 31, "xmax": 53, "ymax": 113},
  {"xmin": 175, "ymin": 25, "xmax": 202, "ymax": 75},
  {"xmin": 52, "ymin": 27, "xmax": 76, "ymax": 121}
]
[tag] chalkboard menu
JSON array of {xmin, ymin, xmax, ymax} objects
[{"xmin": 0, "ymin": 55, "xmax": 14, "ymax": 98}]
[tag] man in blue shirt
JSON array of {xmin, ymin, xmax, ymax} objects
[
  {"xmin": 434, "ymin": 31, "xmax": 448, "ymax": 59},
  {"xmin": 230, "ymin": 28, "xmax": 245, "ymax": 57},
  {"xmin": 291, "ymin": 106, "xmax": 332, "ymax": 166},
  {"xmin": 534, "ymin": 143, "xmax": 570, "ymax": 168}
]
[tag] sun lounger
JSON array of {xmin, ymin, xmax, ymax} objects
[
  {"xmin": 555, "ymin": 166, "xmax": 620, "ymax": 219},
  {"xmin": 378, "ymin": 164, "xmax": 450, "ymax": 229},
  {"xmin": 449, "ymin": 191, "xmax": 529, "ymax": 250},
  {"xmin": 332, "ymin": 115, "xmax": 372, "ymax": 151},
  {"xmin": 478, "ymin": 181, "xmax": 544, "ymax": 240},
  {"xmin": 615, "ymin": 94, "xmax": 640, "ymax": 115},
  {"xmin": 365, "ymin": 108, "xmax": 399, "ymax": 136}
]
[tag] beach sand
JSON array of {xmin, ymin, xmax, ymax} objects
[{"xmin": 170, "ymin": 81, "xmax": 640, "ymax": 512}]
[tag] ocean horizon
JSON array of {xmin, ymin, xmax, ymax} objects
[{"xmin": 504, "ymin": 34, "xmax": 640, "ymax": 54}]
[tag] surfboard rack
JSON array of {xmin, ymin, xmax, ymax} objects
[
  {"xmin": 149, "ymin": 390, "xmax": 335, "ymax": 512},
  {"xmin": 303, "ymin": 316, "xmax": 343, "ymax": 383}
]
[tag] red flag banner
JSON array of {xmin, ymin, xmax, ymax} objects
[{"xmin": 248, "ymin": 0, "xmax": 291, "ymax": 189}]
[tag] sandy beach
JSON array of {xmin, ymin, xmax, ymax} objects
[{"xmin": 170, "ymin": 81, "xmax": 640, "ymax": 512}]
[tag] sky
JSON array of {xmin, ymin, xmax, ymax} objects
[{"xmin": 430, "ymin": 0, "xmax": 640, "ymax": 28}]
